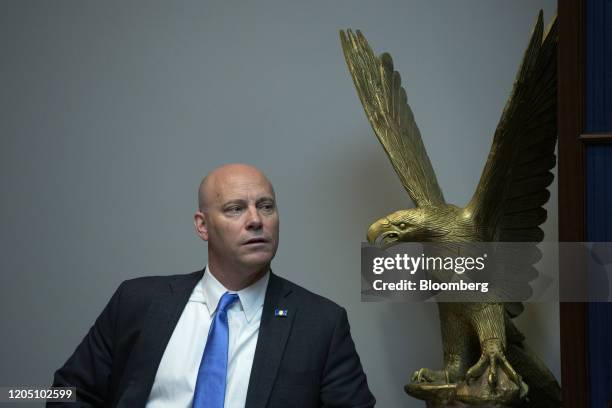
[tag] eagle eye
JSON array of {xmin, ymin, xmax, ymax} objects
[{"xmin": 398, "ymin": 222, "xmax": 407, "ymax": 230}]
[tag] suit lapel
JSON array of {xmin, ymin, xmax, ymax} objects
[
  {"xmin": 245, "ymin": 273, "xmax": 296, "ymax": 408},
  {"xmin": 117, "ymin": 270, "xmax": 204, "ymax": 407}
]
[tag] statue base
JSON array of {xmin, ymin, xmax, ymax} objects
[
  {"xmin": 425, "ymin": 402, "xmax": 511, "ymax": 408},
  {"xmin": 405, "ymin": 368, "xmax": 525, "ymax": 407}
]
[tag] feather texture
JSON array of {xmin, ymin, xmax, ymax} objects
[
  {"xmin": 340, "ymin": 30, "xmax": 445, "ymax": 207},
  {"xmin": 467, "ymin": 12, "xmax": 558, "ymax": 242}
]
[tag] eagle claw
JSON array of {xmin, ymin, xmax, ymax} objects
[
  {"xmin": 411, "ymin": 367, "xmax": 450, "ymax": 384},
  {"xmin": 465, "ymin": 339, "xmax": 525, "ymax": 396}
]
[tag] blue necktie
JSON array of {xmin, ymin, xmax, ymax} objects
[{"xmin": 193, "ymin": 292, "xmax": 239, "ymax": 408}]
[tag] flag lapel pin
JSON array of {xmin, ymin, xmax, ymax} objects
[{"xmin": 274, "ymin": 309, "xmax": 288, "ymax": 317}]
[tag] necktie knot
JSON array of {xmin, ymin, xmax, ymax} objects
[{"xmin": 218, "ymin": 292, "xmax": 239, "ymax": 314}]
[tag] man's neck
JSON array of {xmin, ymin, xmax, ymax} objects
[{"xmin": 207, "ymin": 261, "xmax": 269, "ymax": 291}]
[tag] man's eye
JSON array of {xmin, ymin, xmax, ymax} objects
[
  {"xmin": 225, "ymin": 206, "xmax": 243, "ymax": 215},
  {"xmin": 259, "ymin": 203, "xmax": 275, "ymax": 213}
]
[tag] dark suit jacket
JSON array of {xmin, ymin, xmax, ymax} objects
[{"xmin": 49, "ymin": 270, "xmax": 375, "ymax": 407}]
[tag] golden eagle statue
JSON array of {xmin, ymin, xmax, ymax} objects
[{"xmin": 340, "ymin": 11, "xmax": 561, "ymax": 407}]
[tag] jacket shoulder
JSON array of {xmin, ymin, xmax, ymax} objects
[
  {"xmin": 118, "ymin": 270, "xmax": 203, "ymax": 294},
  {"xmin": 109, "ymin": 270, "xmax": 203, "ymax": 318}
]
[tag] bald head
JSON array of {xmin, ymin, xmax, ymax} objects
[
  {"xmin": 198, "ymin": 163, "xmax": 275, "ymax": 212},
  {"xmin": 194, "ymin": 163, "xmax": 279, "ymax": 288}
]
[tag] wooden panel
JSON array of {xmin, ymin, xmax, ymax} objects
[
  {"xmin": 558, "ymin": 0, "xmax": 590, "ymax": 406},
  {"xmin": 580, "ymin": 133, "xmax": 612, "ymax": 142}
]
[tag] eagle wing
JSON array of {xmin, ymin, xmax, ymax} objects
[
  {"xmin": 340, "ymin": 29, "xmax": 445, "ymax": 207},
  {"xmin": 466, "ymin": 12, "xmax": 557, "ymax": 242}
]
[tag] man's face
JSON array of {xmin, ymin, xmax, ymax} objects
[{"xmin": 197, "ymin": 170, "xmax": 279, "ymax": 273}]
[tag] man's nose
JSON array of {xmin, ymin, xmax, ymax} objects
[{"xmin": 245, "ymin": 206, "xmax": 263, "ymax": 230}]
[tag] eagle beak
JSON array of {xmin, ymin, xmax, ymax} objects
[{"xmin": 367, "ymin": 219, "xmax": 387, "ymax": 244}]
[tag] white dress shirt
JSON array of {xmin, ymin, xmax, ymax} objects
[{"xmin": 146, "ymin": 266, "xmax": 269, "ymax": 408}]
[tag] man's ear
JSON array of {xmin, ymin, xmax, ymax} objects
[{"xmin": 194, "ymin": 211, "xmax": 209, "ymax": 241}]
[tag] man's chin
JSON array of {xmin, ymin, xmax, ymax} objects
[{"xmin": 238, "ymin": 252, "xmax": 273, "ymax": 270}]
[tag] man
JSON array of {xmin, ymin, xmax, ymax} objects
[{"xmin": 50, "ymin": 163, "xmax": 375, "ymax": 407}]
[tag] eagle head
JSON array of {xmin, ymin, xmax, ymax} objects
[{"xmin": 366, "ymin": 207, "xmax": 446, "ymax": 246}]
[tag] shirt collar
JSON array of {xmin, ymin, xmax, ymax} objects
[{"xmin": 195, "ymin": 264, "xmax": 269, "ymax": 323}]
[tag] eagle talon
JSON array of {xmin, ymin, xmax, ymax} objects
[
  {"xmin": 466, "ymin": 339, "xmax": 522, "ymax": 392},
  {"xmin": 411, "ymin": 368, "xmax": 450, "ymax": 384}
]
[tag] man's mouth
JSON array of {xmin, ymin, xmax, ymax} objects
[{"xmin": 244, "ymin": 238, "xmax": 268, "ymax": 245}]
